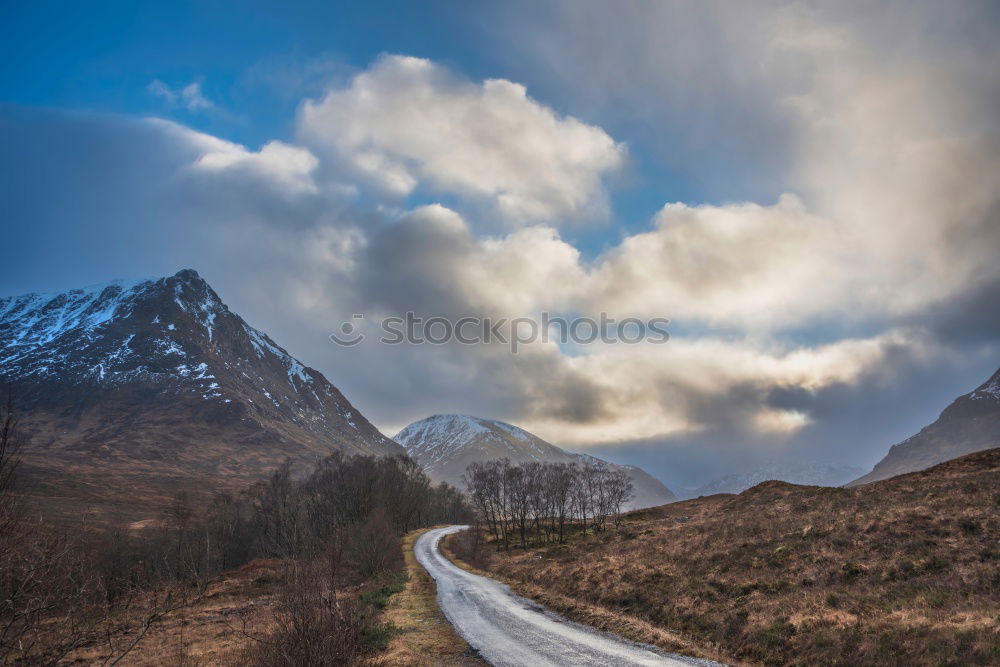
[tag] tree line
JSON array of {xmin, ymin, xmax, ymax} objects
[
  {"xmin": 463, "ymin": 458, "xmax": 634, "ymax": 549},
  {"xmin": 0, "ymin": 392, "xmax": 472, "ymax": 665}
]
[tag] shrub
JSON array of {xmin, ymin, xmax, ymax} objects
[
  {"xmin": 359, "ymin": 572, "xmax": 408, "ymax": 610},
  {"xmin": 449, "ymin": 526, "xmax": 492, "ymax": 569},
  {"xmin": 238, "ymin": 563, "xmax": 371, "ymax": 666},
  {"xmin": 361, "ymin": 621, "xmax": 401, "ymax": 651},
  {"xmin": 348, "ymin": 509, "xmax": 403, "ymax": 579},
  {"xmin": 959, "ymin": 517, "xmax": 981, "ymax": 535}
]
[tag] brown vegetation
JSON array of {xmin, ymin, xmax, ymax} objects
[
  {"xmin": 463, "ymin": 448, "xmax": 1000, "ymax": 666},
  {"xmin": 1, "ymin": 394, "xmax": 473, "ymax": 665}
]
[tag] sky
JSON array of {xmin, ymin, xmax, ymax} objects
[{"xmin": 1, "ymin": 0, "xmax": 998, "ymax": 489}]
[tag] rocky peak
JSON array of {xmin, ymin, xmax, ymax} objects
[{"xmin": 1, "ymin": 269, "xmax": 402, "ymax": 481}]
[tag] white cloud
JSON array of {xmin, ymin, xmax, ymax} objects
[
  {"xmin": 753, "ymin": 408, "xmax": 811, "ymax": 435},
  {"xmin": 298, "ymin": 55, "xmax": 625, "ymax": 225},
  {"xmin": 358, "ymin": 204, "xmax": 586, "ymax": 317},
  {"xmin": 148, "ymin": 79, "xmax": 215, "ymax": 112},
  {"xmin": 194, "ymin": 139, "xmax": 320, "ymax": 197},
  {"xmin": 147, "ymin": 120, "xmax": 320, "ymax": 197},
  {"xmin": 585, "ymin": 194, "xmax": 851, "ymax": 329}
]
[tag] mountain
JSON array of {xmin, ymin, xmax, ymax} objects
[
  {"xmin": 850, "ymin": 367, "xmax": 1000, "ymax": 485},
  {"xmin": 0, "ymin": 269, "xmax": 402, "ymax": 520},
  {"xmin": 685, "ymin": 461, "xmax": 865, "ymax": 498},
  {"xmin": 394, "ymin": 414, "xmax": 676, "ymax": 508}
]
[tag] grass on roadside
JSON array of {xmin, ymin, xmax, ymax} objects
[{"xmin": 372, "ymin": 527, "xmax": 486, "ymax": 667}]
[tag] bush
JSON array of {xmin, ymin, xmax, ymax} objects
[
  {"xmin": 348, "ymin": 509, "xmax": 404, "ymax": 579},
  {"xmin": 238, "ymin": 563, "xmax": 372, "ymax": 667},
  {"xmin": 359, "ymin": 572, "xmax": 408, "ymax": 609},
  {"xmin": 449, "ymin": 526, "xmax": 491, "ymax": 569},
  {"xmin": 959, "ymin": 517, "xmax": 981, "ymax": 535},
  {"xmin": 361, "ymin": 621, "xmax": 401, "ymax": 651}
]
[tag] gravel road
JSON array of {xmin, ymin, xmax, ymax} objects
[{"xmin": 414, "ymin": 525, "xmax": 723, "ymax": 667}]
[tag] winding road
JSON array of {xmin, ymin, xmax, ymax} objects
[{"xmin": 415, "ymin": 526, "xmax": 721, "ymax": 667}]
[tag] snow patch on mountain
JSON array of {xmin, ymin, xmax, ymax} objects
[
  {"xmin": 970, "ymin": 370, "xmax": 1000, "ymax": 400},
  {"xmin": 0, "ymin": 278, "xmax": 150, "ymax": 357},
  {"xmin": 0, "ymin": 269, "xmax": 403, "ymax": 461}
]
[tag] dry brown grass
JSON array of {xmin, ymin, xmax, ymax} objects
[
  {"xmin": 62, "ymin": 528, "xmax": 482, "ymax": 666},
  {"xmin": 63, "ymin": 559, "xmax": 283, "ymax": 665},
  {"xmin": 374, "ymin": 528, "xmax": 486, "ymax": 666},
  {"xmin": 469, "ymin": 449, "xmax": 1000, "ymax": 666}
]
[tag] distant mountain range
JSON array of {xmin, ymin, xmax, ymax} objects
[
  {"xmin": 682, "ymin": 461, "xmax": 865, "ymax": 498},
  {"xmin": 850, "ymin": 367, "xmax": 1000, "ymax": 485},
  {"xmin": 394, "ymin": 414, "xmax": 676, "ymax": 509},
  {"xmin": 0, "ymin": 269, "xmax": 402, "ymax": 520}
]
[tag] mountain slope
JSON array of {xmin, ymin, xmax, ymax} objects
[
  {"xmin": 687, "ymin": 461, "xmax": 865, "ymax": 498},
  {"xmin": 850, "ymin": 367, "xmax": 1000, "ymax": 485},
  {"xmin": 395, "ymin": 414, "xmax": 675, "ymax": 508},
  {"xmin": 480, "ymin": 448, "xmax": 1000, "ymax": 666},
  {"xmin": 0, "ymin": 269, "xmax": 402, "ymax": 519}
]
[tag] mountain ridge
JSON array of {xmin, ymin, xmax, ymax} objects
[
  {"xmin": 1, "ymin": 269, "xmax": 402, "ymax": 520},
  {"xmin": 395, "ymin": 413, "xmax": 676, "ymax": 508},
  {"xmin": 850, "ymin": 367, "xmax": 1000, "ymax": 485},
  {"xmin": 684, "ymin": 461, "xmax": 865, "ymax": 498}
]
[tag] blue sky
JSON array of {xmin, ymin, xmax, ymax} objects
[
  {"xmin": 1, "ymin": 1, "xmax": 997, "ymax": 487},
  {"xmin": 0, "ymin": 0, "xmax": 772, "ymax": 256}
]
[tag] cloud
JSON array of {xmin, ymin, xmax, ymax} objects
[
  {"xmin": 298, "ymin": 55, "xmax": 625, "ymax": 225},
  {"xmin": 585, "ymin": 194, "xmax": 850, "ymax": 329},
  {"xmin": 148, "ymin": 79, "xmax": 215, "ymax": 112},
  {"xmin": 190, "ymin": 136, "xmax": 320, "ymax": 197},
  {"xmin": 505, "ymin": 329, "xmax": 922, "ymax": 446},
  {"xmin": 359, "ymin": 204, "xmax": 584, "ymax": 317},
  {"xmin": 2, "ymin": 1, "xmax": 997, "ymax": 485}
]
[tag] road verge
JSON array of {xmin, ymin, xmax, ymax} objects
[{"xmin": 373, "ymin": 527, "xmax": 486, "ymax": 666}]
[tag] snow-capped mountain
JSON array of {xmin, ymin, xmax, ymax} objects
[
  {"xmin": 0, "ymin": 269, "xmax": 401, "ymax": 517},
  {"xmin": 850, "ymin": 367, "xmax": 1000, "ymax": 485},
  {"xmin": 395, "ymin": 414, "xmax": 676, "ymax": 508},
  {"xmin": 685, "ymin": 461, "xmax": 866, "ymax": 498}
]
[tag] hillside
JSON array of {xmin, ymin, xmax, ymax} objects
[
  {"xmin": 851, "ymin": 368, "xmax": 1000, "ymax": 485},
  {"xmin": 395, "ymin": 414, "xmax": 676, "ymax": 508},
  {"xmin": 0, "ymin": 269, "xmax": 402, "ymax": 521},
  {"xmin": 468, "ymin": 448, "xmax": 1000, "ymax": 666},
  {"xmin": 688, "ymin": 461, "xmax": 864, "ymax": 498}
]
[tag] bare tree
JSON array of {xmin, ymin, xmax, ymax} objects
[
  {"xmin": 545, "ymin": 463, "xmax": 578, "ymax": 544},
  {"xmin": 604, "ymin": 468, "xmax": 634, "ymax": 526},
  {"xmin": 464, "ymin": 459, "xmax": 635, "ymax": 549},
  {"xmin": 0, "ymin": 389, "xmax": 23, "ymax": 541}
]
